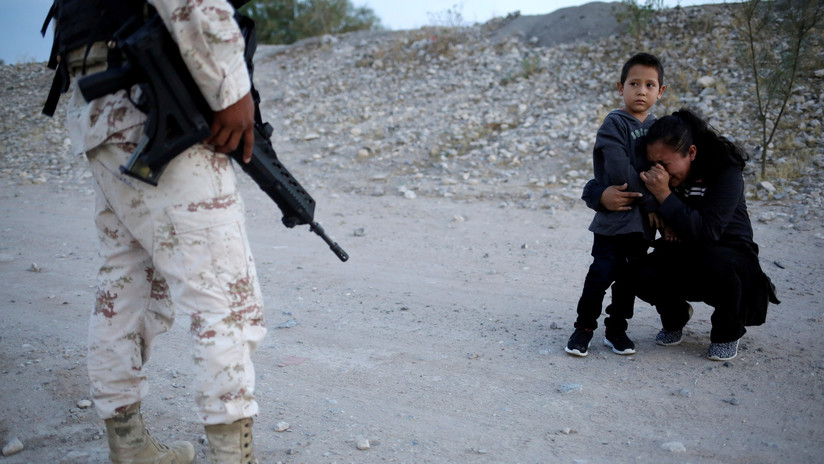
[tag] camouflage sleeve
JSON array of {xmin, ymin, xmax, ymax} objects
[{"xmin": 149, "ymin": 0, "xmax": 251, "ymax": 111}]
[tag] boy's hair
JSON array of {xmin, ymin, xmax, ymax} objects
[{"xmin": 620, "ymin": 53, "xmax": 664, "ymax": 86}]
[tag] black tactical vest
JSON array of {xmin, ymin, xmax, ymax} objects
[{"xmin": 41, "ymin": 0, "xmax": 147, "ymax": 116}]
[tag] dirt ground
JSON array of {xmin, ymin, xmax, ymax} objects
[{"xmin": 1, "ymin": 176, "xmax": 823, "ymax": 464}]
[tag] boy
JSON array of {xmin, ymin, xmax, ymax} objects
[{"xmin": 565, "ymin": 52, "xmax": 666, "ymax": 357}]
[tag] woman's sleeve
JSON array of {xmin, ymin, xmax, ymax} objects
[
  {"xmin": 656, "ymin": 166, "xmax": 743, "ymax": 242},
  {"xmin": 150, "ymin": 0, "xmax": 251, "ymax": 111}
]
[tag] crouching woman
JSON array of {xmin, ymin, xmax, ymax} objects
[{"xmin": 633, "ymin": 109, "xmax": 779, "ymax": 361}]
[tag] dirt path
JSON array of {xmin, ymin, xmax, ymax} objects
[{"xmin": 1, "ymin": 181, "xmax": 823, "ymax": 463}]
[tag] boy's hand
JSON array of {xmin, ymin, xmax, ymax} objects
[{"xmin": 600, "ymin": 183, "xmax": 642, "ymax": 211}]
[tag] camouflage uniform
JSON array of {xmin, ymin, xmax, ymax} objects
[{"xmin": 65, "ymin": 0, "xmax": 266, "ymax": 425}]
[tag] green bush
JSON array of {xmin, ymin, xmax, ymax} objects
[{"xmin": 241, "ymin": 0, "xmax": 382, "ymax": 45}]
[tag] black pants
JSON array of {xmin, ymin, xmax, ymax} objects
[
  {"xmin": 631, "ymin": 242, "xmax": 760, "ymax": 343},
  {"xmin": 575, "ymin": 233, "xmax": 649, "ymax": 332}
]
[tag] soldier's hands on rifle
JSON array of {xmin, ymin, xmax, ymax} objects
[{"xmin": 207, "ymin": 91, "xmax": 255, "ymax": 163}]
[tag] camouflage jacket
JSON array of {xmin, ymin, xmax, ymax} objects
[{"xmin": 65, "ymin": 0, "xmax": 251, "ymax": 155}]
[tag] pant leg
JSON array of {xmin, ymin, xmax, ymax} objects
[
  {"xmin": 87, "ymin": 140, "xmax": 266, "ymax": 425},
  {"xmin": 603, "ymin": 234, "xmax": 648, "ymax": 332},
  {"xmin": 88, "ymin": 185, "xmax": 175, "ymax": 419},
  {"xmin": 631, "ymin": 245, "xmax": 693, "ymax": 331},
  {"xmin": 574, "ymin": 234, "xmax": 619, "ymax": 330},
  {"xmin": 693, "ymin": 246, "xmax": 749, "ymax": 343}
]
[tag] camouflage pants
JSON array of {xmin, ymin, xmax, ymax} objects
[{"xmin": 86, "ymin": 136, "xmax": 266, "ymax": 425}]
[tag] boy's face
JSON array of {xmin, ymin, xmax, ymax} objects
[{"xmin": 618, "ymin": 64, "xmax": 665, "ymax": 120}]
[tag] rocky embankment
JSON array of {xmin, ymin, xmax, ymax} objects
[{"xmin": 1, "ymin": 2, "xmax": 822, "ymax": 230}]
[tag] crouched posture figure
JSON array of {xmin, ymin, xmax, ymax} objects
[{"xmin": 44, "ymin": 0, "xmax": 266, "ymax": 462}]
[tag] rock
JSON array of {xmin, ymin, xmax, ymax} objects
[
  {"xmin": 59, "ymin": 451, "xmax": 91, "ymax": 463},
  {"xmin": 696, "ymin": 75, "xmax": 716, "ymax": 88},
  {"xmin": 28, "ymin": 263, "xmax": 41, "ymax": 272},
  {"xmin": 674, "ymin": 388, "xmax": 692, "ymax": 398},
  {"xmin": 758, "ymin": 181, "xmax": 777, "ymax": 193},
  {"xmin": 274, "ymin": 319, "xmax": 299, "ymax": 329},
  {"xmin": 274, "ymin": 421, "xmax": 290, "ymax": 432},
  {"xmin": 661, "ymin": 441, "xmax": 686, "ymax": 453},
  {"xmin": 77, "ymin": 399, "xmax": 93, "ymax": 408},
  {"xmin": 559, "ymin": 383, "xmax": 582, "ymax": 393},
  {"xmin": 2, "ymin": 437, "xmax": 24, "ymax": 456},
  {"xmin": 356, "ymin": 438, "xmax": 371, "ymax": 450}
]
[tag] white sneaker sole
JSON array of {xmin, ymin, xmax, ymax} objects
[
  {"xmin": 564, "ymin": 345, "xmax": 589, "ymax": 357},
  {"xmin": 604, "ymin": 338, "xmax": 636, "ymax": 355}
]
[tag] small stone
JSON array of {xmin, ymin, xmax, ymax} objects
[
  {"xmin": 59, "ymin": 451, "xmax": 90, "ymax": 463},
  {"xmin": 28, "ymin": 263, "xmax": 41, "ymax": 272},
  {"xmin": 696, "ymin": 75, "xmax": 716, "ymax": 88},
  {"xmin": 356, "ymin": 438, "xmax": 370, "ymax": 450},
  {"xmin": 274, "ymin": 421, "xmax": 290, "ymax": 432},
  {"xmin": 353, "ymin": 227, "xmax": 366, "ymax": 237},
  {"xmin": 661, "ymin": 441, "xmax": 686, "ymax": 453},
  {"xmin": 559, "ymin": 383, "xmax": 582, "ymax": 393},
  {"xmin": 2, "ymin": 437, "xmax": 24, "ymax": 456},
  {"xmin": 674, "ymin": 388, "xmax": 692, "ymax": 398},
  {"xmin": 77, "ymin": 399, "xmax": 93, "ymax": 409},
  {"xmin": 758, "ymin": 181, "xmax": 776, "ymax": 193},
  {"xmin": 724, "ymin": 397, "xmax": 741, "ymax": 406}
]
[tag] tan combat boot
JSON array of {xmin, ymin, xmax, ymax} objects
[
  {"xmin": 204, "ymin": 418, "xmax": 258, "ymax": 464},
  {"xmin": 104, "ymin": 402, "xmax": 195, "ymax": 464}
]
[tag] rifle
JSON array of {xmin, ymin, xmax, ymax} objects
[{"xmin": 77, "ymin": 13, "xmax": 349, "ymax": 262}]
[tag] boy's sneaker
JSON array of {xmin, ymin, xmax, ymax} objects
[
  {"xmin": 565, "ymin": 328, "xmax": 594, "ymax": 357},
  {"xmin": 604, "ymin": 330, "xmax": 636, "ymax": 355},
  {"xmin": 708, "ymin": 339, "xmax": 739, "ymax": 361},
  {"xmin": 655, "ymin": 329, "xmax": 683, "ymax": 346}
]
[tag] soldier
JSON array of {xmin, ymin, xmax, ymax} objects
[{"xmin": 43, "ymin": 1, "xmax": 266, "ymax": 462}]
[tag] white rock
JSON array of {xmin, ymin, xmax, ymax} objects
[
  {"xmin": 696, "ymin": 75, "xmax": 716, "ymax": 88},
  {"xmin": 274, "ymin": 421, "xmax": 290, "ymax": 432},
  {"xmin": 2, "ymin": 437, "xmax": 24, "ymax": 456},
  {"xmin": 77, "ymin": 399, "xmax": 92, "ymax": 409},
  {"xmin": 661, "ymin": 441, "xmax": 687, "ymax": 453},
  {"xmin": 758, "ymin": 181, "xmax": 776, "ymax": 193},
  {"xmin": 356, "ymin": 438, "xmax": 370, "ymax": 450}
]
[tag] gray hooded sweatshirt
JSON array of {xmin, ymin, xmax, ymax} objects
[{"xmin": 588, "ymin": 109, "xmax": 657, "ymax": 239}]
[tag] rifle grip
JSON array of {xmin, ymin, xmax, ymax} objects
[{"xmin": 77, "ymin": 65, "xmax": 137, "ymax": 102}]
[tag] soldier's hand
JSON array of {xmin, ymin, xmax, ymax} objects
[{"xmin": 207, "ymin": 92, "xmax": 255, "ymax": 163}]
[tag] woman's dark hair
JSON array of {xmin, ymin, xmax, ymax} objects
[{"xmin": 647, "ymin": 108, "xmax": 748, "ymax": 177}]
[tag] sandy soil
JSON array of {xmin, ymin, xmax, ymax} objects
[{"xmin": 1, "ymin": 175, "xmax": 822, "ymax": 464}]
